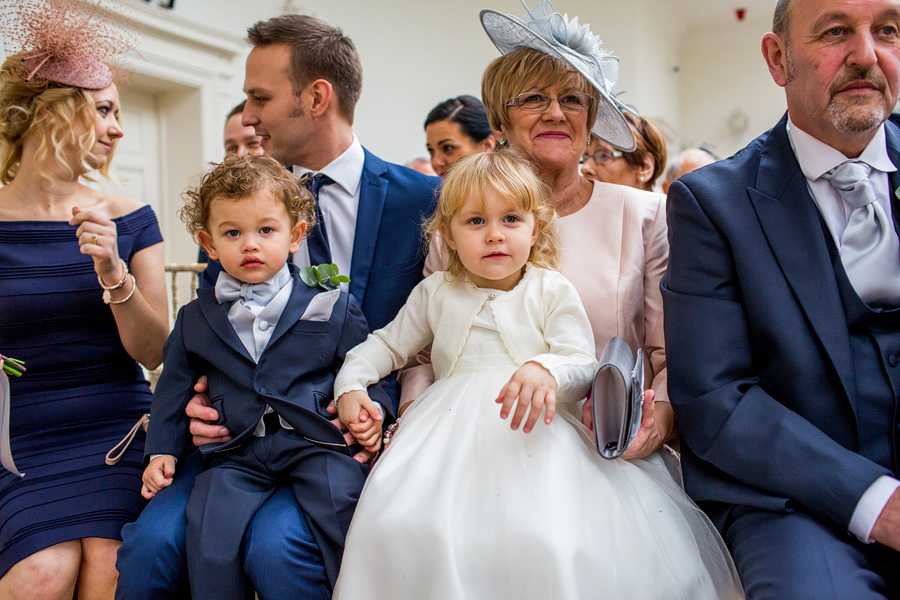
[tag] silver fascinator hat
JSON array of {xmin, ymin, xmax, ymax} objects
[{"xmin": 480, "ymin": 0, "xmax": 636, "ymax": 151}]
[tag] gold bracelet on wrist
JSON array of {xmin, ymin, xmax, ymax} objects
[
  {"xmin": 98, "ymin": 259, "xmax": 129, "ymax": 303},
  {"xmin": 107, "ymin": 274, "xmax": 136, "ymax": 305}
]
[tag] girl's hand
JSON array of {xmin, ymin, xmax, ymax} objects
[
  {"xmin": 348, "ymin": 408, "xmax": 383, "ymax": 453},
  {"xmin": 142, "ymin": 455, "xmax": 176, "ymax": 499},
  {"xmin": 70, "ymin": 206, "xmax": 122, "ymax": 285},
  {"xmin": 495, "ymin": 361, "xmax": 557, "ymax": 433},
  {"xmin": 336, "ymin": 390, "xmax": 373, "ymax": 425}
]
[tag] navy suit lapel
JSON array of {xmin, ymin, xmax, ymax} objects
[
  {"xmin": 747, "ymin": 115, "xmax": 857, "ymax": 411},
  {"xmin": 349, "ymin": 149, "xmax": 387, "ymax": 308},
  {"xmin": 196, "ymin": 288, "xmax": 254, "ymax": 362},
  {"xmin": 266, "ymin": 266, "xmax": 319, "ymax": 349},
  {"xmin": 885, "ymin": 117, "xmax": 900, "ymax": 232}
]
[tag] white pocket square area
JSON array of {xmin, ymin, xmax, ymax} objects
[{"xmin": 300, "ymin": 289, "xmax": 340, "ymax": 322}]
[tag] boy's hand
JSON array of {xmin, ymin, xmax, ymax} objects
[
  {"xmin": 495, "ymin": 361, "xmax": 557, "ymax": 433},
  {"xmin": 142, "ymin": 455, "xmax": 176, "ymax": 499},
  {"xmin": 348, "ymin": 408, "xmax": 383, "ymax": 453}
]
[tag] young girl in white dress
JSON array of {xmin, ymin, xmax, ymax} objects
[{"xmin": 333, "ymin": 151, "xmax": 743, "ymax": 599}]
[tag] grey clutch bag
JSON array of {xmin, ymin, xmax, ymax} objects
[{"xmin": 591, "ymin": 336, "xmax": 644, "ymax": 459}]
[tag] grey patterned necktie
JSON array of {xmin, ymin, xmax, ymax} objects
[{"xmin": 821, "ymin": 160, "xmax": 900, "ymax": 305}]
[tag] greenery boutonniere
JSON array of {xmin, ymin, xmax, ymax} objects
[
  {"xmin": 0, "ymin": 354, "xmax": 25, "ymax": 378},
  {"xmin": 299, "ymin": 263, "xmax": 350, "ymax": 291}
]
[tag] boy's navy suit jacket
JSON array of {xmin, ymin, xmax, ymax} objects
[{"xmin": 145, "ymin": 264, "xmax": 390, "ymax": 461}]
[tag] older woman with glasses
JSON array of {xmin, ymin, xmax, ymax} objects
[
  {"xmin": 476, "ymin": 2, "xmax": 672, "ymax": 460},
  {"xmin": 581, "ymin": 112, "xmax": 668, "ymax": 192},
  {"xmin": 361, "ymin": 4, "xmax": 743, "ymax": 596}
]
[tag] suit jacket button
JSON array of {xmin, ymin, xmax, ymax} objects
[{"xmin": 889, "ymin": 354, "xmax": 898, "ymax": 368}]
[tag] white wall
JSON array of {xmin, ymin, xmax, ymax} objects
[
  {"xmin": 150, "ymin": 0, "xmax": 685, "ymax": 164},
  {"xmin": 677, "ymin": 15, "xmax": 787, "ymax": 159}
]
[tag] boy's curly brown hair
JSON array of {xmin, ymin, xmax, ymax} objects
[{"xmin": 180, "ymin": 154, "xmax": 315, "ymax": 239}]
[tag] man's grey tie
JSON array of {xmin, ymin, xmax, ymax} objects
[{"xmin": 821, "ymin": 160, "xmax": 900, "ymax": 305}]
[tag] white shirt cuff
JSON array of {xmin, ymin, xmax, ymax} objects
[{"xmin": 848, "ymin": 475, "xmax": 900, "ymax": 543}]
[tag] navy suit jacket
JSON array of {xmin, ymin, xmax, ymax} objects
[
  {"xmin": 198, "ymin": 149, "xmax": 439, "ymax": 406},
  {"xmin": 199, "ymin": 149, "xmax": 439, "ymax": 330},
  {"xmin": 662, "ymin": 113, "xmax": 900, "ymax": 533},
  {"xmin": 145, "ymin": 265, "xmax": 390, "ymax": 461}
]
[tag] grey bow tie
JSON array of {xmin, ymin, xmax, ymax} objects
[
  {"xmin": 214, "ymin": 271, "xmax": 283, "ymax": 306},
  {"xmin": 821, "ymin": 160, "xmax": 900, "ymax": 305}
]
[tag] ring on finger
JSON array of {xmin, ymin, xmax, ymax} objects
[{"xmin": 92, "ymin": 233, "xmax": 99, "ymax": 245}]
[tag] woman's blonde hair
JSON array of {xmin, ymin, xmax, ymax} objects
[
  {"xmin": 481, "ymin": 47, "xmax": 598, "ymax": 135},
  {"xmin": 424, "ymin": 149, "xmax": 559, "ymax": 279},
  {"xmin": 0, "ymin": 63, "xmax": 110, "ymax": 186}
]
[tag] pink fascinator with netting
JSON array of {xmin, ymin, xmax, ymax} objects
[{"xmin": 0, "ymin": 0, "xmax": 139, "ymax": 90}]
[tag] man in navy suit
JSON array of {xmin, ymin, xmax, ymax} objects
[
  {"xmin": 115, "ymin": 14, "xmax": 439, "ymax": 600},
  {"xmin": 662, "ymin": 0, "xmax": 900, "ymax": 597}
]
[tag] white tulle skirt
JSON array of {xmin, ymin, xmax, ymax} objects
[{"xmin": 334, "ymin": 315, "xmax": 742, "ymax": 599}]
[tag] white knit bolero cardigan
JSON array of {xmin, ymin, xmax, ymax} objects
[{"xmin": 334, "ymin": 266, "xmax": 598, "ymax": 404}]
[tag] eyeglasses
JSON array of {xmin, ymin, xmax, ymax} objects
[
  {"xmin": 581, "ymin": 150, "xmax": 624, "ymax": 164},
  {"xmin": 505, "ymin": 92, "xmax": 594, "ymax": 112}
]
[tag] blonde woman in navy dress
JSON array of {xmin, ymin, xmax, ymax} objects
[{"xmin": 0, "ymin": 2, "xmax": 168, "ymax": 598}]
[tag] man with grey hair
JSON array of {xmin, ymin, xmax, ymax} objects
[
  {"xmin": 663, "ymin": 0, "xmax": 900, "ymax": 596},
  {"xmin": 661, "ymin": 147, "xmax": 716, "ymax": 194}
]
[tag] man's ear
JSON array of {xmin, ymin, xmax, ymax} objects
[
  {"xmin": 197, "ymin": 230, "xmax": 218, "ymax": 261},
  {"xmin": 308, "ymin": 79, "xmax": 334, "ymax": 118},
  {"xmin": 762, "ymin": 32, "xmax": 789, "ymax": 88},
  {"xmin": 290, "ymin": 220, "xmax": 307, "ymax": 254}
]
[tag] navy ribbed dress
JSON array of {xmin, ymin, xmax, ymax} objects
[{"xmin": 0, "ymin": 205, "xmax": 161, "ymax": 576}]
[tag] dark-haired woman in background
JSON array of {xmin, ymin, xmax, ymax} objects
[
  {"xmin": 581, "ymin": 112, "xmax": 667, "ymax": 192},
  {"xmin": 424, "ymin": 95, "xmax": 496, "ymax": 177}
]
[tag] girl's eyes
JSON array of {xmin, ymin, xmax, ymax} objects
[
  {"xmin": 259, "ymin": 227, "xmax": 274, "ymax": 234},
  {"xmin": 503, "ymin": 215, "xmax": 520, "ymax": 223},
  {"xmin": 467, "ymin": 217, "xmax": 484, "ymax": 225}
]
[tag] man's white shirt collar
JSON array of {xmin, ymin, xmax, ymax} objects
[
  {"xmin": 787, "ymin": 117, "xmax": 896, "ymax": 179},
  {"xmin": 292, "ymin": 134, "xmax": 364, "ymax": 195}
]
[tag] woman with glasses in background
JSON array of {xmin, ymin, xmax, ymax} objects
[
  {"xmin": 424, "ymin": 95, "xmax": 496, "ymax": 177},
  {"xmin": 581, "ymin": 112, "xmax": 668, "ymax": 192}
]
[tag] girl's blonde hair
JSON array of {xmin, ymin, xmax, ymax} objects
[
  {"xmin": 424, "ymin": 149, "xmax": 559, "ymax": 279},
  {"xmin": 0, "ymin": 65, "xmax": 109, "ymax": 186}
]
